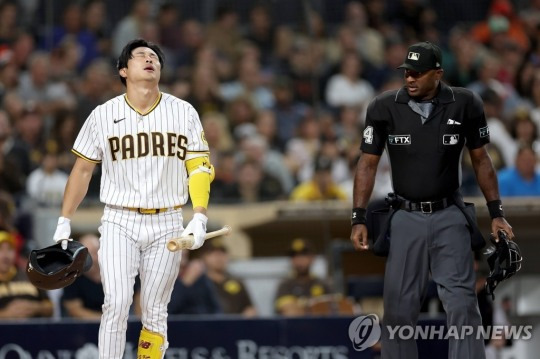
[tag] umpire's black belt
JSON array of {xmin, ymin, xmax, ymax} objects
[{"xmin": 398, "ymin": 196, "xmax": 455, "ymax": 214}]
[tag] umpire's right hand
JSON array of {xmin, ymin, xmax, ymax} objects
[{"xmin": 350, "ymin": 224, "xmax": 369, "ymax": 251}]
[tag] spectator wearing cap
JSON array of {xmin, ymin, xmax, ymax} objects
[
  {"xmin": 0, "ymin": 227, "xmax": 53, "ymax": 319},
  {"xmin": 201, "ymin": 238, "xmax": 256, "ymax": 317},
  {"xmin": 289, "ymin": 154, "xmax": 347, "ymax": 201},
  {"xmin": 274, "ymin": 238, "xmax": 331, "ymax": 316}
]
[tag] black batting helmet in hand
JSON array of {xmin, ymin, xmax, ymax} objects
[
  {"xmin": 26, "ymin": 241, "xmax": 93, "ymax": 290},
  {"xmin": 484, "ymin": 230, "xmax": 522, "ymax": 299}
]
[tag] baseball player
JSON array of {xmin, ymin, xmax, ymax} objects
[
  {"xmin": 350, "ymin": 42, "xmax": 513, "ymax": 358},
  {"xmin": 53, "ymin": 39, "xmax": 214, "ymax": 359}
]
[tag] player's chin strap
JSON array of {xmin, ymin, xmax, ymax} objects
[{"xmin": 138, "ymin": 328, "xmax": 165, "ymax": 359}]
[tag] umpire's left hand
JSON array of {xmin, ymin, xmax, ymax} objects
[
  {"xmin": 351, "ymin": 224, "xmax": 369, "ymax": 251},
  {"xmin": 491, "ymin": 217, "xmax": 514, "ymax": 241}
]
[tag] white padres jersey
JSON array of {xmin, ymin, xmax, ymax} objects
[{"xmin": 72, "ymin": 92, "xmax": 208, "ymax": 208}]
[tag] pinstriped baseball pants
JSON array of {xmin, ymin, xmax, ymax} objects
[
  {"xmin": 97, "ymin": 206, "xmax": 183, "ymax": 359},
  {"xmin": 381, "ymin": 205, "xmax": 485, "ymax": 359}
]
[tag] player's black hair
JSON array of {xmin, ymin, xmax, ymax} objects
[{"xmin": 117, "ymin": 39, "xmax": 165, "ymax": 86}]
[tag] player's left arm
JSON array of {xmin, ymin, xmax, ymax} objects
[
  {"xmin": 469, "ymin": 146, "xmax": 514, "ymax": 239},
  {"xmin": 185, "ymin": 156, "xmax": 215, "ymax": 214}
]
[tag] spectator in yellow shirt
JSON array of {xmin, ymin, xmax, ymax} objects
[{"xmin": 290, "ymin": 155, "xmax": 347, "ymax": 201}]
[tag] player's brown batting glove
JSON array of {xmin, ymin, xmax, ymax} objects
[
  {"xmin": 181, "ymin": 213, "xmax": 207, "ymax": 250},
  {"xmin": 53, "ymin": 217, "xmax": 73, "ymax": 250}
]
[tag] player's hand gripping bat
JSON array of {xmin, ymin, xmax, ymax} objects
[{"xmin": 166, "ymin": 225, "xmax": 231, "ymax": 252}]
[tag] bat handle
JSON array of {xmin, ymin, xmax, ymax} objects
[{"xmin": 167, "ymin": 237, "xmax": 194, "ymax": 252}]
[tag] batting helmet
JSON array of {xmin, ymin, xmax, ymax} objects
[
  {"xmin": 484, "ymin": 230, "xmax": 522, "ymax": 299},
  {"xmin": 26, "ymin": 241, "xmax": 93, "ymax": 290}
]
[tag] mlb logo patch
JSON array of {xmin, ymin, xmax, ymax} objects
[
  {"xmin": 408, "ymin": 52, "xmax": 420, "ymax": 60},
  {"xmin": 479, "ymin": 126, "xmax": 490, "ymax": 138},
  {"xmin": 443, "ymin": 134, "xmax": 459, "ymax": 145}
]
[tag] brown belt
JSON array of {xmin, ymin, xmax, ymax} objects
[{"xmin": 109, "ymin": 205, "xmax": 182, "ymax": 214}]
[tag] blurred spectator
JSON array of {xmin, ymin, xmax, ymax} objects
[
  {"xmin": 284, "ymin": 113, "xmax": 321, "ymax": 181},
  {"xmin": 221, "ymin": 159, "xmax": 284, "ymax": 203},
  {"xmin": 271, "ymin": 76, "xmax": 308, "ymax": 150},
  {"xmin": 498, "ymin": 144, "xmax": 540, "ymax": 196},
  {"xmin": 205, "ymin": 5, "xmax": 242, "ymax": 64},
  {"xmin": 111, "ymin": 0, "xmax": 151, "ymax": 57},
  {"xmin": 0, "ymin": 110, "xmax": 24, "ymax": 194},
  {"xmin": 298, "ymin": 140, "xmax": 349, "ymax": 185},
  {"xmin": 467, "ymin": 54, "xmax": 525, "ymax": 118},
  {"xmin": 245, "ymin": 4, "xmax": 275, "ymax": 67},
  {"xmin": 509, "ymin": 109, "xmax": 540, "ymax": 150},
  {"xmin": 168, "ymin": 249, "xmax": 222, "ymax": 316},
  {"xmin": 325, "ymin": 52, "xmax": 374, "ymax": 110},
  {"xmin": 156, "ymin": 3, "xmax": 182, "ymax": 64},
  {"xmin": 274, "ymin": 238, "xmax": 331, "ymax": 316},
  {"xmin": 225, "ymin": 95, "xmax": 258, "ymax": 132},
  {"xmin": 344, "ymin": 1, "xmax": 385, "ymax": 67},
  {"xmin": 10, "ymin": 103, "xmax": 45, "ymax": 176},
  {"xmin": 470, "ymin": 0, "xmax": 529, "ymax": 53},
  {"xmin": 76, "ymin": 59, "xmax": 116, "ymax": 129},
  {"xmin": 237, "ymin": 134, "xmax": 294, "ymax": 194},
  {"xmin": 61, "ymin": 234, "xmax": 102, "ymax": 319},
  {"xmin": 219, "ymin": 58, "xmax": 274, "ymax": 109},
  {"xmin": 480, "ymin": 88, "xmax": 517, "ymax": 168},
  {"xmin": 26, "ymin": 148, "xmax": 68, "ymax": 207},
  {"xmin": 0, "ymin": 226, "xmax": 53, "ymax": 319},
  {"xmin": 201, "ymin": 112, "xmax": 234, "ymax": 164},
  {"xmin": 16, "ymin": 52, "xmax": 76, "ymax": 119},
  {"xmin": 201, "ymin": 239, "xmax": 256, "ymax": 317},
  {"xmin": 0, "ymin": 2, "xmax": 20, "ymax": 45},
  {"xmin": 48, "ymin": 110, "xmax": 78, "ymax": 173},
  {"xmin": 176, "ymin": 19, "xmax": 205, "ymax": 74},
  {"xmin": 83, "ymin": 0, "xmax": 111, "ymax": 57},
  {"xmin": 188, "ymin": 64, "xmax": 224, "ymax": 116},
  {"xmin": 46, "ymin": 2, "xmax": 99, "ymax": 71},
  {"xmin": 255, "ymin": 109, "xmax": 280, "ymax": 151},
  {"xmin": 290, "ymin": 154, "xmax": 347, "ymax": 201}
]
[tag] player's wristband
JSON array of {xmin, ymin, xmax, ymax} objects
[
  {"xmin": 351, "ymin": 208, "xmax": 367, "ymax": 226},
  {"xmin": 486, "ymin": 199, "xmax": 505, "ymax": 219}
]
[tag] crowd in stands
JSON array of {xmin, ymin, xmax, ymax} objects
[{"xmin": 1, "ymin": 0, "xmax": 540, "ymax": 320}]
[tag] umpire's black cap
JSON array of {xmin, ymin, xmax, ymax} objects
[{"xmin": 398, "ymin": 41, "xmax": 442, "ymax": 72}]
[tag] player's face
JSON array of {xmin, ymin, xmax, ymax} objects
[
  {"xmin": 404, "ymin": 69, "xmax": 443, "ymax": 100},
  {"xmin": 122, "ymin": 46, "xmax": 161, "ymax": 84}
]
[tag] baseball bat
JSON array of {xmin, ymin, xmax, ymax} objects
[{"xmin": 166, "ymin": 225, "xmax": 231, "ymax": 252}]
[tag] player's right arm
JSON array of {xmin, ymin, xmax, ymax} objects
[
  {"xmin": 350, "ymin": 152, "xmax": 380, "ymax": 251},
  {"xmin": 53, "ymin": 157, "xmax": 96, "ymax": 249},
  {"xmin": 61, "ymin": 157, "xmax": 96, "ymax": 218}
]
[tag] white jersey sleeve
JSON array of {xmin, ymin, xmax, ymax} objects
[
  {"xmin": 185, "ymin": 105, "xmax": 209, "ymax": 161},
  {"xmin": 72, "ymin": 110, "xmax": 103, "ymax": 163}
]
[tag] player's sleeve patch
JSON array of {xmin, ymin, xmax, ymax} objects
[
  {"xmin": 363, "ymin": 126, "xmax": 374, "ymax": 144},
  {"xmin": 201, "ymin": 130, "xmax": 208, "ymax": 145},
  {"xmin": 479, "ymin": 125, "xmax": 490, "ymax": 138}
]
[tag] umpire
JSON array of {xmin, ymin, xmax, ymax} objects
[{"xmin": 350, "ymin": 41, "xmax": 514, "ymax": 359}]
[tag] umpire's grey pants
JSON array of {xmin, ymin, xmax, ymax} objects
[{"xmin": 381, "ymin": 205, "xmax": 485, "ymax": 359}]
